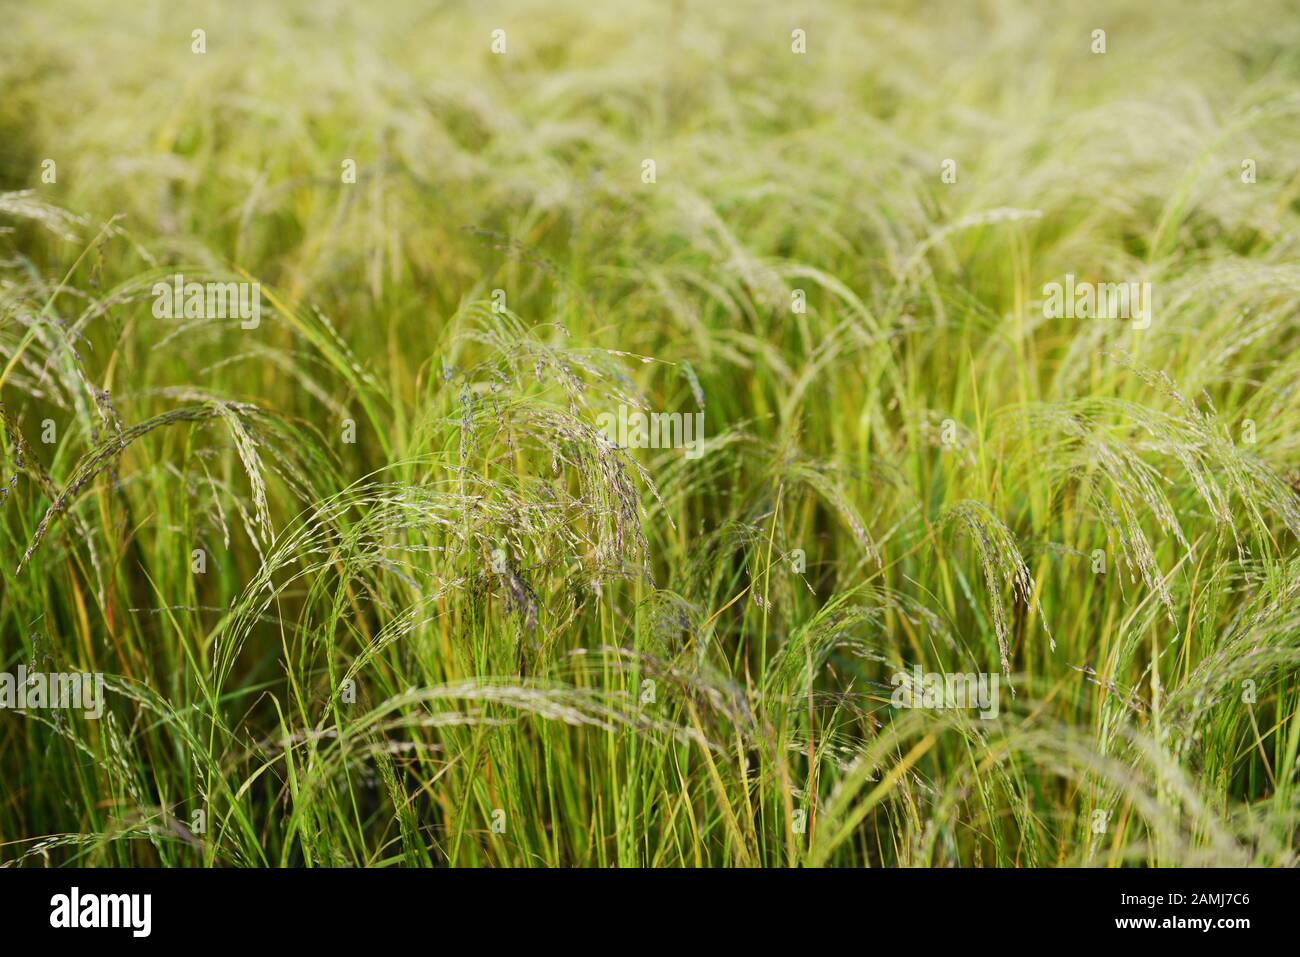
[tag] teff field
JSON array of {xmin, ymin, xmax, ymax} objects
[{"xmin": 1, "ymin": 0, "xmax": 1299, "ymax": 868}]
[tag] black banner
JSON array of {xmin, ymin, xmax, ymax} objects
[{"xmin": 0, "ymin": 867, "xmax": 1277, "ymax": 943}]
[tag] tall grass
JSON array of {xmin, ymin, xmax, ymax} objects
[{"xmin": 1, "ymin": 0, "xmax": 1299, "ymax": 866}]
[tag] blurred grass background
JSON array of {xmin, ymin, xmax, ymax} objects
[{"xmin": 2, "ymin": 0, "xmax": 1300, "ymax": 865}]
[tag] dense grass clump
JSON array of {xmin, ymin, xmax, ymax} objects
[{"xmin": 2, "ymin": 0, "xmax": 1299, "ymax": 866}]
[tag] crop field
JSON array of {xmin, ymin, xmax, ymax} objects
[{"xmin": 1, "ymin": 0, "xmax": 1299, "ymax": 868}]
